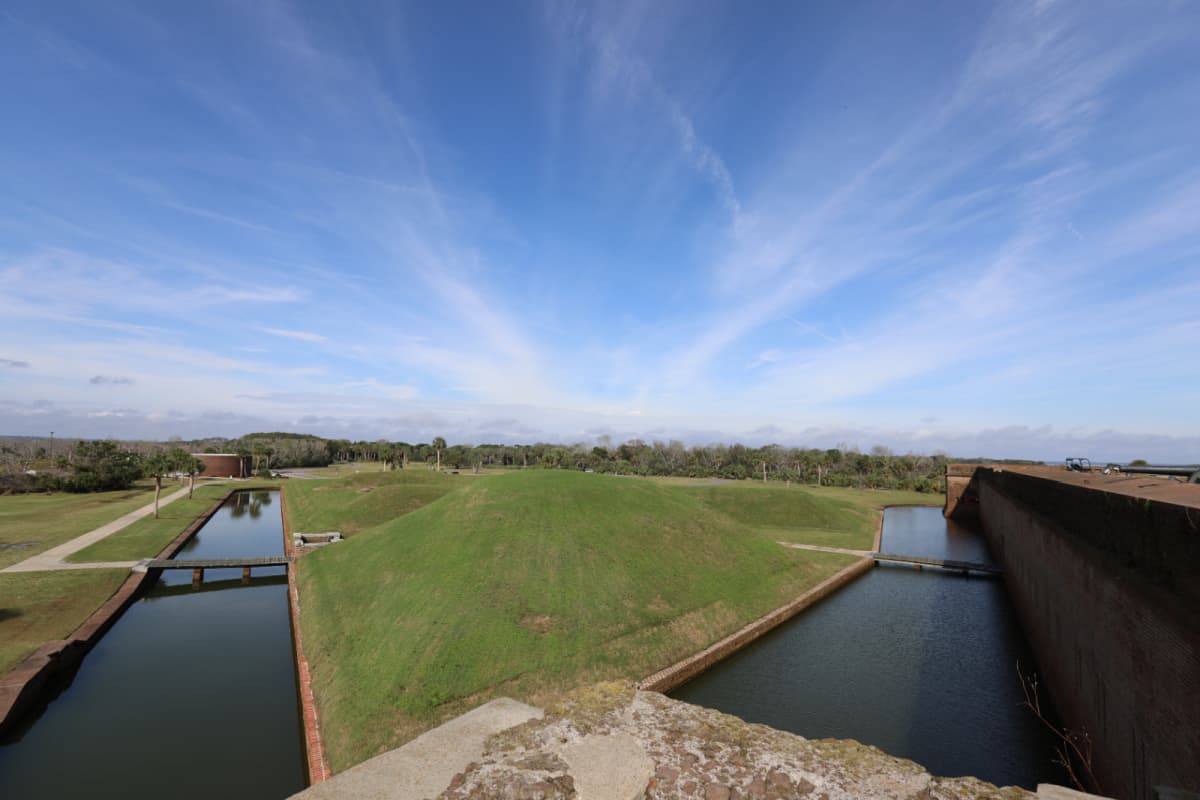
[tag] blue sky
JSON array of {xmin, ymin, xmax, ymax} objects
[{"xmin": 1, "ymin": 0, "xmax": 1198, "ymax": 460}]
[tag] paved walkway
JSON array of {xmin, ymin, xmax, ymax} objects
[
  {"xmin": 2, "ymin": 486, "xmax": 192, "ymax": 573},
  {"xmin": 777, "ymin": 541, "xmax": 870, "ymax": 557}
]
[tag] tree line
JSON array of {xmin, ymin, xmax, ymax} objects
[
  {"xmin": 2, "ymin": 432, "xmax": 1044, "ymax": 495},
  {"xmin": 208, "ymin": 434, "xmax": 960, "ymax": 492},
  {"xmin": 0, "ymin": 439, "xmax": 206, "ymax": 513}
]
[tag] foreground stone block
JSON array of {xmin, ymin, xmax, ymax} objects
[
  {"xmin": 294, "ymin": 682, "xmax": 1050, "ymax": 799},
  {"xmin": 293, "ymin": 697, "xmax": 542, "ymax": 800}
]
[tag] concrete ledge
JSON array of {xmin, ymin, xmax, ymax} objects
[
  {"xmin": 638, "ymin": 556, "xmax": 874, "ymax": 693},
  {"xmin": 1037, "ymin": 785, "xmax": 1116, "ymax": 799},
  {"xmin": 290, "ymin": 697, "xmax": 543, "ymax": 799}
]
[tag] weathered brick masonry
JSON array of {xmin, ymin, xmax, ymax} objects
[
  {"xmin": 948, "ymin": 466, "xmax": 1200, "ymax": 800},
  {"xmin": 280, "ymin": 486, "xmax": 331, "ymax": 785},
  {"xmin": 193, "ymin": 453, "xmax": 251, "ymax": 478}
]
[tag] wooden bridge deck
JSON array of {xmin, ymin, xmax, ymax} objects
[
  {"xmin": 140, "ymin": 556, "xmax": 291, "ymax": 570},
  {"xmin": 869, "ymin": 552, "xmax": 1003, "ymax": 575}
]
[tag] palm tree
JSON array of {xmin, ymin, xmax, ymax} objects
[
  {"xmin": 252, "ymin": 442, "xmax": 267, "ymax": 473},
  {"xmin": 143, "ymin": 452, "xmax": 173, "ymax": 519},
  {"xmin": 432, "ymin": 437, "xmax": 447, "ymax": 472},
  {"xmin": 183, "ymin": 454, "xmax": 206, "ymax": 499}
]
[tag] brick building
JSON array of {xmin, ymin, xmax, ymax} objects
[{"xmin": 192, "ymin": 453, "xmax": 252, "ymax": 478}]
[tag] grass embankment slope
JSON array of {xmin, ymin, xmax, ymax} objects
[
  {"xmin": 285, "ymin": 469, "xmax": 457, "ymax": 537},
  {"xmin": 683, "ymin": 482, "xmax": 940, "ymax": 550},
  {"xmin": 298, "ymin": 470, "xmax": 858, "ymax": 770},
  {"xmin": 0, "ymin": 570, "xmax": 129, "ymax": 674},
  {"xmin": 0, "ymin": 483, "xmax": 158, "ymax": 569}
]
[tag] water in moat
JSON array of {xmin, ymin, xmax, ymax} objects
[
  {"xmin": 671, "ymin": 506, "xmax": 1065, "ymax": 789},
  {"xmin": 0, "ymin": 490, "xmax": 306, "ymax": 799}
]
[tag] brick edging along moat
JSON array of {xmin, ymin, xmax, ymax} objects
[
  {"xmin": 280, "ymin": 486, "xmax": 332, "ymax": 785},
  {"xmin": 0, "ymin": 484, "xmax": 315, "ymax": 751}
]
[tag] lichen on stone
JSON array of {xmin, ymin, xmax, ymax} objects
[{"xmin": 440, "ymin": 684, "xmax": 1036, "ymax": 800}]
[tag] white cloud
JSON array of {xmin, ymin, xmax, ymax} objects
[{"xmin": 261, "ymin": 327, "xmax": 328, "ymax": 343}]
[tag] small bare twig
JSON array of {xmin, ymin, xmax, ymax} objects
[{"xmin": 1017, "ymin": 661, "xmax": 1100, "ymax": 794}]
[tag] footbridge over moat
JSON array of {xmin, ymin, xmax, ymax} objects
[
  {"xmin": 135, "ymin": 555, "xmax": 292, "ymax": 585},
  {"xmin": 944, "ymin": 463, "xmax": 1200, "ymax": 800},
  {"xmin": 869, "ymin": 551, "xmax": 1003, "ymax": 576}
]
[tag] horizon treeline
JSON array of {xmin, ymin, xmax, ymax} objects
[{"xmin": 2, "ymin": 432, "xmax": 1043, "ymax": 494}]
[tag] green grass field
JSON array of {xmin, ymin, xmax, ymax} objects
[
  {"xmin": 297, "ymin": 470, "xmax": 859, "ymax": 770},
  {"xmin": 0, "ymin": 483, "xmax": 159, "ymax": 568},
  {"xmin": 682, "ymin": 482, "xmax": 941, "ymax": 550},
  {"xmin": 0, "ymin": 569, "xmax": 128, "ymax": 674},
  {"xmin": 284, "ymin": 461, "xmax": 391, "ymax": 478},
  {"xmin": 68, "ymin": 484, "xmax": 232, "ymax": 563},
  {"xmin": 285, "ymin": 469, "xmax": 458, "ymax": 537}
]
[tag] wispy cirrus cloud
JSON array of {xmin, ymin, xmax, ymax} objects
[
  {"xmin": 261, "ymin": 327, "xmax": 327, "ymax": 343},
  {"xmin": 1, "ymin": 0, "xmax": 1196, "ymax": 456}
]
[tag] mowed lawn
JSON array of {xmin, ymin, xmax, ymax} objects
[
  {"xmin": 68, "ymin": 483, "xmax": 232, "ymax": 563},
  {"xmin": 297, "ymin": 470, "xmax": 857, "ymax": 770},
  {"xmin": 285, "ymin": 469, "xmax": 458, "ymax": 537},
  {"xmin": 284, "ymin": 461, "xmax": 390, "ymax": 479},
  {"xmin": 680, "ymin": 482, "xmax": 942, "ymax": 550},
  {"xmin": 0, "ymin": 569, "xmax": 128, "ymax": 674},
  {"xmin": 0, "ymin": 483, "xmax": 159, "ymax": 569}
]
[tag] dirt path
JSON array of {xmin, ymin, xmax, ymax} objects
[{"xmin": 777, "ymin": 541, "xmax": 870, "ymax": 557}]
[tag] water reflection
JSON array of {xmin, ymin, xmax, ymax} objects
[
  {"xmin": 229, "ymin": 490, "xmax": 274, "ymax": 520},
  {"xmin": 0, "ymin": 490, "xmax": 305, "ymax": 799},
  {"xmin": 671, "ymin": 506, "xmax": 1065, "ymax": 789}
]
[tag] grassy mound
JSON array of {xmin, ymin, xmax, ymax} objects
[
  {"xmin": 683, "ymin": 484, "xmax": 883, "ymax": 549},
  {"xmin": 679, "ymin": 482, "xmax": 943, "ymax": 550},
  {"xmin": 298, "ymin": 470, "xmax": 857, "ymax": 769},
  {"xmin": 285, "ymin": 469, "xmax": 457, "ymax": 537}
]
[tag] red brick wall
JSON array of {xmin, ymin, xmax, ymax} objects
[{"xmin": 194, "ymin": 453, "xmax": 250, "ymax": 478}]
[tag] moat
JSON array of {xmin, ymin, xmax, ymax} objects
[
  {"xmin": 672, "ymin": 506, "xmax": 1065, "ymax": 790},
  {"xmin": 0, "ymin": 490, "xmax": 306, "ymax": 799}
]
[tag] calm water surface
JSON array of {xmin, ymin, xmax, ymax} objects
[
  {"xmin": 671, "ymin": 506, "xmax": 1064, "ymax": 789},
  {"xmin": 0, "ymin": 490, "xmax": 306, "ymax": 799}
]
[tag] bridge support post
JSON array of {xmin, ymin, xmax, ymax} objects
[
  {"xmin": 242, "ymin": 566, "xmax": 251, "ymax": 584},
  {"xmin": 192, "ymin": 567, "xmax": 204, "ymax": 587}
]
